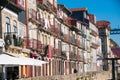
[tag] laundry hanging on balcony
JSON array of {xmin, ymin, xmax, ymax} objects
[{"xmin": 44, "ymin": 19, "xmax": 50, "ymax": 29}]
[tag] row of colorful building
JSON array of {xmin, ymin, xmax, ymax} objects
[{"xmin": 0, "ymin": 0, "xmax": 114, "ymax": 79}]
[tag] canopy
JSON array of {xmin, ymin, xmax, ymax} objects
[
  {"xmin": 0, "ymin": 54, "xmax": 48, "ymax": 66},
  {"xmin": 0, "ymin": 54, "xmax": 20, "ymax": 66},
  {"xmin": 0, "ymin": 54, "xmax": 48, "ymax": 80},
  {"xmin": 18, "ymin": 56, "xmax": 48, "ymax": 66}
]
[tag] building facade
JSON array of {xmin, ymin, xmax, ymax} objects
[
  {"xmin": 97, "ymin": 20, "xmax": 111, "ymax": 71},
  {"xmin": 0, "ymin": 0, "xmax": 111, "ymax": 79}
]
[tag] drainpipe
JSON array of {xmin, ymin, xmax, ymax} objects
[
  {"xmin": 25, "ymin": 0, "xmax": 30, "ymax": 77},
  {"xmin": 25, "ymin": 0, "xmax": 29, "ymax": 48}
]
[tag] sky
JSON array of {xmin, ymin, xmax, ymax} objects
[{"xmin": 58, "ymin": 0, "xmax": 120, "ymax": 45}]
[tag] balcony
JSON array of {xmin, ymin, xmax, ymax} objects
[
  {"xmin": 29, "ymin": 9, "xmax": 45, "ymax": 26},
  {"xmin": 71, "ymin": 37, "xmax": 76, "ymax": 44},
  {"xmin": 87, "ymin": 35, "xmax": 91, "ymax": 41},
  {"xmin": 0, "ymin": 0, "xmax": 24, "ymax": 13},
  {"xmin": 53, "ymin": 48, "xmax": 61, "ymax": 57},
  {"xmin": 84, "ymin": 58, "xmax": 89, "ymax": 64},
  {"xmin": 79, "ymin": 44, "xmax": 83, "ymax": 49},
  {"xmin": 90, "ymin": 29, "xmax": 98, "ymax": 37},
  {"xmin": 54, "ymin": 27, "xmax": 60, "ymax": 36},
  {"xmin": 61, "ymin": 51, "xmax": 67, "ymax": 59},
  {"xmin": 37, "ymin": 0, "xmax": 57, "ymax": 14},
  {"xmin": 76, "ymin": 39, "xmax": 80, "ymax": 45},
  {"xmin": 4, "ymin": 32, "xmax": 24, "ymax": 49},
  {"xmin": 91, "ymin": 42, "xmax": 99, "ymax": 49},
  {"xmin": 97, "ymin": 52, "xmax": 103, "ymax": 57},
  {"xmin": 69, "ymin": 52, "xmax": 77, "ymax": 60},
  {"xmin": 76, "ymin": 54, "xmax": 81, "ymax": 60},
  {"xmin": 87, "ymin": 47, "xmax": 91, "ymax": 52},
  {"xmin": 85, "ymin": 45, "xmax": 89, "ymax": 51},
  {"xmin": 80, "ymin": 54, "xmax": 84, "ymax": 61},
  {"xmin": 63, "ymin": 34, "xmax": 71, "ymax": 43},
  {"xmin": 82, "ymin": 34, "xmax": 87, "ymax": 38},
  {"xmin": 47, "ymin": 25, "xmax": 60, "ymax": 36}
]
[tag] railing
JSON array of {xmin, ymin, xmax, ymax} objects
[
  {"xmin": 9, "ymin": 0, "xmax": 25, "ymax": 9},
  {"xmin": 71, "ymin": 37, "xmax": 76, "ymax": 44},
  {"xmin": 63, "ymin": 34, "xmax": 71, "ymax": 42},
  {"xmin": 69, "ymin": 52, "xmax": 77, "ymax": 60},
  {"xmin": 4, "ymin": 32, "xmax": 24, "ymax": 47},
  {"xmin": 87, "ymin": 35, "xmax": 91, "ymax": 41},
  {"xmin": 61, "ymin": 51, "xmax": 67, "ymax": 59},
  {"xmin": 90, "ymin": 29, "xmax": 98, "ymax": 37},
  {"xmin": 76, "ymin": 54, "xmax": 81, "ymax": 60},
  {"xmin": 91, "ymin": 42, "xmax": 99, "ymax": 49},
  {"xmin": 76, "ymin": 39, "xmax": 80, "ymax": 45},
  {"xmin": 29, "ymin": 9, "xmax": 45, "ymax": 26},
  {"xmin": 53, "ymin": 48, "xmax": 61, "ymax": 57},
  {"xmin": 23, "ymin": 38, "xmax": 43, "ymax": 51},
  {"xmin": 37, "ymin": 0, "xmax": 57, "ymax": 14}
]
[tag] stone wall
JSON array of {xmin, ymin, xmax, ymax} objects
[{"xmin": 20, "ymin": 71, "xmax": 111, "ymax": 80}]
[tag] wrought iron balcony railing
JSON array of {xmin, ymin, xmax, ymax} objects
[
  {"xmin": 37, "ymin": 0, "xmax": 57, "ymax": 14},
  {"xmin": 4, "ymin": 32, "xmax": 24, "ymax": 48},
  {"xmin": 90, "ymin": 29, "xmax": 98, "ymax": 37}
]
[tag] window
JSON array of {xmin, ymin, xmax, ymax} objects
[
  {"xmin": 6, "ymin": 17, "xmax": 11, "ymax": 33},
  {"xmin": 13, "ymin": 20, "xmax": 17, "ymax": 33},
  {"xmin": 44, "ymin": 35, "xmax": 47, "ymax": 45}
]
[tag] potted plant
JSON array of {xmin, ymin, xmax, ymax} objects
[{"xmin": 4, "ymin": 35, "xmax": 11, "ymax": 50}]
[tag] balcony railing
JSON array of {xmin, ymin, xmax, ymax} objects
[
  {"xmin": 37, "ymin": 0, "xmax": 57, "ymax": 14},
  {"xmin": 71, "ymin": 37, "xmax": 76, "ymax": 44},
  {"xmin": 76, "ymin": 54, "xmax": 81, "ymax": 60},
  {"xmin": 87, "ymin": 35, "xmax": 91, "ymax": 41},
  {"xmin": 76, "ymin": 39, "xmax": 80, "ymax": 45},
  {"xmin": 91, "ymin": 42, "xmax": 99, "ymax": 49},
  {"xmin": 29, "ymin": 9, "xmax": 45, "ymax": 26},
  {"xmin": 90, "ymin": 29, "xmax": 98, "ymax": 37},
  {"xmin": 29, "ymin": 39, "xmax": 44, "ymax": 50},
  {"xmin": 3, "ymin": 0, "xmax": 25, "ymax": 12},
  {"xmin": 69, "ymin": 52, "xmax": 77, "ymax": 60},
  {"xmin": 4, "ymin": 32, "xmax": 24, "ymax": 48},
  {"xmin": 53, "ymin": 48, "xmax": 61, "ymax": 57},
  {"xmin": 63, "ymin": 34, "xmax": 72, "ymax": 43},
  {"xmin": 61, "ymin": 51, "xmax": 67, "ymax": 59}
]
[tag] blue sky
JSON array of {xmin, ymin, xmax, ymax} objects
[{"xmin": 58, "ymin": 0, "xmax": 120, "ymax": 45}]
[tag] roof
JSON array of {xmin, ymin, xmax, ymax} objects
[
  {"xmin": 111, "ymin": 47, "xmax": 120, "ymax": 58},
  {"xmin": 66, "ymin": 17, "xmax": 76, "ymax": 21},
  {"xmin": 97, "ymin": 20, "xmax": 110, "ymax": 30},
  {"xmin": 58, "ymin": 4, "xmax": 71, "ymax": 14},
  {"xmin": 70, "ymin": 8, "xmax": 87, "ymax": 12}
]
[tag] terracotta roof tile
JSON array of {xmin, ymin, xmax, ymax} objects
[
  {"xmin": 70, "ymin": 8, "xmax": 87, "ymax": 12},
  {"xmin": 66, "ymin": 17, "xmax": 76, "ymax": 21},
  {"xmin": 97, "ymin": 20, "xmax": 110, "ymax": 29}
]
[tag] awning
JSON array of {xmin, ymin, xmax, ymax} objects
[
  {"xmin": 31, "ymin": 53, "xmax": 40, "ymax": 57},
  {"xmin": 18, "ymin": 56, "xmax": 48, "ymax": 66},
  {"xmin": 0, "ymin": 54, "xmax": 20, "ymax": 66},
  {"xmin": 0, "ymin": 54, "xmax": 48, "ymax": 80}
]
